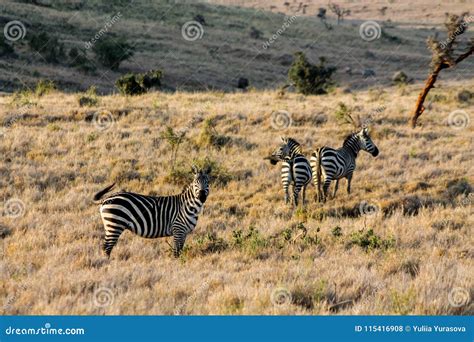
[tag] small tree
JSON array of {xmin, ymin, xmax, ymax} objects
[
  {"xmin": 328, "ymin": 2, "xmax": 350, "ymax": 24},
  {"xmin": 115, "ymin": 70, "xmax": 162, "ymax": 95},
  {"xmin": 160, "ymin": 126, "xmax": 187, "ymax": 170},
  {"xmin": 410, "ymin": 13, "xmax": 473, "ymax": 127},
  {"xmin": 93, "ymin": 37, "xmax": 134, "ymax": 70},
  {"xmin": 317, "ymin": 7, "xmax": 332, "ymax": 30},
  {"xmin": 288, "ymin": 52, "xmax": 336, "ymax": 95}
]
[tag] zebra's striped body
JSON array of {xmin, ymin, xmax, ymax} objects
[
  {"xmin": 272, "ymin": 137, "xmax": 312, "ymax": 206},
  {"xmin": 310, "ymin": 127, "xmax": 379, "ymax": 202},
  {"xmin": 94, "ymin": 166, "xmax": 210, "ymax": 258}
]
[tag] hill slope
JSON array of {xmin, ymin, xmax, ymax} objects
[{"xmin": 1, "ymin": 0, "xmax": 473, "ymax": 93}]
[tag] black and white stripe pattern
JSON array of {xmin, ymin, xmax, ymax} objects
[
  {"xmin": 93, "ymin": 166, "xmax": 210, "ymax": 258},
  {"xmin": 310, "ymin": 127, "xmax": 379, "ymax": 202},
  {"xmin": 271, "ymin": 137, "xmax": 312, "ymax": 206}
]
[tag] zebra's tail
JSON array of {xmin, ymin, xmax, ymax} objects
[
  {"xmin": 312, "ymin": 148, "xmax": 323, "ymax": 202},
  {"xmin": 93, "ymin": 183, "xmax": 116, "ymax": 204}
]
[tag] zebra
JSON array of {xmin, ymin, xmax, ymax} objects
[
  {"xmin": 268, "ymin": 137, "xmax": 312, "ymax": 206},
  {"xmin": 93, "ymin": 165, "xmax": 211, "ymax": 258},
  {"xmin": 310, "ymin": 127, "xmax": 379, "ymax": 202}
]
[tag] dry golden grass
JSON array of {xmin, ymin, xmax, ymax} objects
[{"xmin": 0, "ymin": 81, "xmax": 472, "ymax": 315}]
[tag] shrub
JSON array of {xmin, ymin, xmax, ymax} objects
[
  {"xmin": 249, "ymin": 26, "xmax": 262, "ymax": 39},
  {"xmin": 196, "ymin": 117, "xmax": 231, "ymax": 149},
  {"xmin": 185, "ymin": 232, "xmax": 228, "ymax": 257},
  {"xmin": 232, "ymin": 226, "xmax": 268, "ymax": 254},
  {"xmin": 457, "ymin": 89, "xmax": 473, "ymax": 103},
  {"xmin": 164, "ymin": 158, "xmax": 232, "ymax": 187},
  {"xmin": 331, "ymin": 226, "xmax": 343, "ymax": 237},
  {"xmin": 392, "ymin": 71, "xmax": 409, "ymax": 85},
  {"xmin": 28, "ymin": 32, "xmax": 65, "ymax": 63},
  {"xmin": 237, "ymin": 77, "xmax": 249, "ymax": 89},
  {"xmin": 34, "ymin": 79, "xmax": 55, "ymax": 97},
  {"xmin": 347, "ymin": 229, "xmax": 395, "ymax": 252},
  {"xmin": 115, "ymin": 70, "xmax": 162, "ymax": 95},
  {"xmin": 288, "ymin": 52, "xmax": 336, "ymax": 95},
  {"xmin": 93, "ymin": 37, "xmax": 134, "ymax": 70},
  {"xmin": 115, "ymin": 73, "xmax": 146, "ymax": 95},
  {"xmin": 0, "ymin": 38, "xmax": 14, "ymax": 57},
  {"xmin": 69, "ymin": 47, "xmax": 96, "ymax": 73},
  {"xmin": 78, "ymin": 86, "xmax": 99, "ymax": 107}
]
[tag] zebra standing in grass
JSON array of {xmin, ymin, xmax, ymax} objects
[
  {"xmin": 268, "ymin": 137, "xmax": 312, "ymax": 206},
  {"xmin": 93, "ymin": 166, "xmax": 211, "ymax": 258},
  {"xmin": 311, "ymin": 127, "xmax": 379, "ymax": 202}
]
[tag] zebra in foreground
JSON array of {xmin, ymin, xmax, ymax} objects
[
  {"xmin": 311, "ymin": 127, "xmax": 379, "ymax": 202},
  {"xmin": 268, "ymin": 137, "xmax": 312, "ymax": 206},
  {"xmin": 93, "ymin": 165, "xmax": 211, "ymax": 258}
]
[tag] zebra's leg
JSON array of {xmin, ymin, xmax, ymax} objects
[
  {"xmin": 346, "ymin": 173, "xmax": 353, "ymax": 195},
  {"xmin": 293, "ymin": 183, "xmax": 302, "ymax": 207},
  {"xmin": 283, "ymin": 183, "xmax": 290, "ymax": 204},
  {"xmin": 103, "ymin": 225, "xmax": 125, "ymax": 258},
  {"xmin": 302, "ymin": 184, "xmax": 307, "ymax": 206},
  {"xmin": 332, "ymin": 179, "xmax": 339, "ymax": 199},
  {"xmin": 173, "ymin": 230, "xmax": 187, "ymax": 258},
  {"xmin": 322, "ymin": 178, "xmax": 332, "ymax": 203}
]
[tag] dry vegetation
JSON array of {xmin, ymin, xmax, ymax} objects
[{"xmin": 0, "ymin": 79, "xmax": 472, "ymax": 315}]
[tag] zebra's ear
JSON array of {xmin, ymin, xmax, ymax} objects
[
  {"xmin": 280, "ymin": 136, "xmax": 287, "ymax": 143},
  {"xmin": 204, "ymin": 165, "xmax": 212, "ymax": 175},
  {"xmin": 363, "ymin": 127, "xmax": 369, "ymax": 134},
  {"xmin": 191, "ymin": 164, "xmax": 199, "ymax": 174}
]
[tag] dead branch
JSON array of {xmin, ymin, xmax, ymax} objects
[{"xmin": 410, "ymin": 13, "xmax": 473, "ymax": 128}]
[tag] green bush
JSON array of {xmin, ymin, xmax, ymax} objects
[
  {"xmin": 69, "ymin": 47, "xmax": 96, "ymax": 73},
  {"xmin": 115, "ymin": 73, "xmax": 146, "ymax": 95},
  {"xmin": 115, "ymin": 70, "xmax": 162, "ymax": 95},
  {"xmin": 28, "ymin": 32, "xmax": 65, "ymax": 63},
  {"xmin": 93, "ymin": 37, "xmax": 134, "ymax": 70},
  {"xmin": 164, "ymin": 157, "xmax": 232, "ymax": 188},
  {"xmin": 196, "ymin": 117, "xmax": 231, "ymax": 149},
  {"xmin": 78, "ymin": 86, "xmax": 99, "ymax": 107},
  {"xmin": 232, "ymin": 226, "xmax": 268, "ymax": 255},
  {"xmin": 288, "ymin": 52, "xmax": 336, "ymax": 95},
  {"xmin": 34, "ymin": 80, "xmax": 55, "ymax": 97},
  {"xmin": 347, "ymin": 229, "xmax": 395, "ymax": 252},
  {"xmin": 0, "ymin": 38, "xmax": 14, "ymax": 57}
]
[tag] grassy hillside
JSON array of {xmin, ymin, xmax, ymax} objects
[
  {"xmin": 211, "ymin": 0, "xmax": 473, "ymax": 25},
  {"xmin": 1, "ymin": 0, "xmax": 473, "ymax": 94},
  {"xmin": 0, "ymin": 79, "xmax": 472, "ymax": 314}
]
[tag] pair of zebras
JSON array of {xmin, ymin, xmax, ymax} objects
[
  {"xmin": 93, "ymin": 127, "xmax": 378, "ymax": 259},
  {"xmin": 269, "ymin": 127, "xmax": 379, "ymax": 206}
]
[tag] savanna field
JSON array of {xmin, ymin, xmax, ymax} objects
[{"xmin": 0, "ymin": 80, "xmax": 472, "ymax": 315}]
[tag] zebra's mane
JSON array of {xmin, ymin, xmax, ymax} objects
[
  {"xmin": 286, "ymin": 137, "xmax": 301, "ymax": 147},
  {"xmin": 342, "ymin": 132, "xmax": 358, "ymax": 146}
]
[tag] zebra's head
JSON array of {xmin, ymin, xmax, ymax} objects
[
  {"xmin": 270, "ymin": 137, "xmax": 301, "ymax": 163},
  {"xmin": 191, "ymin": 165, "xmax": 211, "ymax": 203},
  {"xmin": 356, "ymin": 127, "xmax": 379, "ymax": 157}
]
